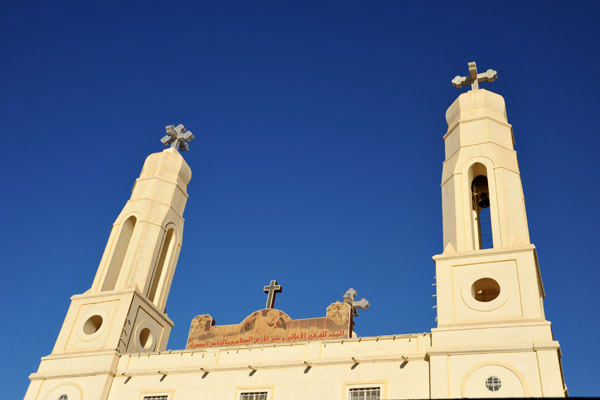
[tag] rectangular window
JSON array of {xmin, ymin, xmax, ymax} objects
[
  {"xmin": 349, "ymin": 387, "xmax": 381, "ymax": 400},
  {"xmin": 240, "ymin": 392, "xmax": 268, "ymax": 400},
  {"xmin": 143, "ymin": 396, "xmax": 168, "ymax": 400}
]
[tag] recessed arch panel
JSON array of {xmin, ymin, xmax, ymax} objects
[
  {"xmin": 461, "ymin": 362, "xmax": 529, "ymax": 398},
  {"xmin": 102, "ymin": 215, "xmax": 137, "ymax": 291}
]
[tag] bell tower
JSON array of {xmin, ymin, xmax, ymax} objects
[
  {"xmin": 428, "ymin": 64, "xmax": 566, "ymax": 398},
  {"xmin": 26, "ymin": 125, "xmax": 194, "ymax": 400},
  {"xmin": 441, "ymin": 65, "xmax": 530, "ymax": 253}
]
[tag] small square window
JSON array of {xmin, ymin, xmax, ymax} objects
[
  {"xmin": 349, "ymin": 387, "xmax": 381, "ymax": 400},
  {"xmin": 239, "ymin": 392, "xmax": 268, "ymax": 400}
]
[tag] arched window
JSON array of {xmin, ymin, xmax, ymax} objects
[
  {"xmin": 471, "ymin": 172, "xmax": 493, "ymax": 249},
  {"xmin": 148, "ymin": 228, "xmax": 174, "ymax": 304},
  {"xmin": 102, "ymin": 216, "xmax": 136, "ymax": 291}
]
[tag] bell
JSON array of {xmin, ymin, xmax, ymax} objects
[
  {"xmin": 472, "ymin": 175, "xmax": 490, "ymax": 209},
  {"xmin": 477, "ymin": 192, "xmax": 490, "ymax": 208}
]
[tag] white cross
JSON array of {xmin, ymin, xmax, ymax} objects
[
  {"xmin": 343, "ymin": 288, "xmax": 370, "ymax": 317},
  {"xmin": 452, "ymin": 61, "xmax": 497, "ymax": 90},
  {"xmin": 161, "ymin": 124, "xmax": 195, "ymax": 152}
]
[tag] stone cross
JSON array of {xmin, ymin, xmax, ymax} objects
[
  {"xmin": 161, "ymin": 124, "xmax": 195, "ymax": 152},
  {"xmin": 263, "ymin": 280, "xmax": 282, "ymax": 309},
  {"xmin": 451, "ymin": 62, "xmax": 497, "ymax": 90},
  {"xmin": 343, "ymin": 288, "xmax": 370, "ymax": 317}
]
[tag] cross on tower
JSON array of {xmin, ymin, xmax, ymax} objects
[
  {"xmin": 263, "ymin": 280, "xmax": 282, "ymax": 309},
  {"xmin": 451, "ymin": 61, "xmax": 498, "ymax": 90},
  {"xmin": 343, "ymin": 288, "xmax": 370, "ymax": 317},
  {"xmin": 161, "ymin": 124, "xmax": 195, "ymax": 152}
]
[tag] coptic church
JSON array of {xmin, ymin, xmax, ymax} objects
[{"xmin": 25, "ymin": 63, "xmax": 567, "ymax": 399}]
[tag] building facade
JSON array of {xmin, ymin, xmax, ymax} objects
[{"xmin": 25, "ymin": 80, "xmax": 567, "ymax": 399}]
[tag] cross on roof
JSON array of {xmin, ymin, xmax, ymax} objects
[
  {"xmin": 263, "ymin": 280, "xmax": 282, "ymax": 309},
  {"xmin": 343, "ymin": 288, "xmax": 370, "ymax": 317},
  {"xmin": 451, "ymin": 61, "xmax": 498, "ymax": 90},
  {"xmin": 161, "ymin": 124, "xmax": 195, "ymax": 152}
]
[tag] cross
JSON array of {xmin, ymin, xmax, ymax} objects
[
  {"xmin": 263, "ymin": 280, "xmax": 282, "ymax": 309},
  {"xmin": 161, "ymin": 124, "xmax": 195, "ymax": 152},
  {"xmin": 343, "ymin": 288, "xmax": 370, "ymax": 317},
  {"xmin": 451, "ymin": 61, "xmax": 498, "ymax": 90}
]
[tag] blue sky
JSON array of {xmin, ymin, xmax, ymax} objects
[{"xmin": 2, "ymin": 0, "xmax": 599, "ymax": 397}]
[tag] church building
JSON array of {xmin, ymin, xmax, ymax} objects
[{"xmin": 25, "ymin": 63, "xmax": 567, "ymax": 399}]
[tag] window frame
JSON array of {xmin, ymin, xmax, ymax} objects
[
  {"xmin": 239, "ymin": 391, "xmax": 269, "ymax": 400},
  {"xmin": 235, "ymin": 386, "xmax": 273, "ymax": 400},
  {"xmin": 139, "ymin": 390, "xmax": 173, "ymax": 400},
  {"xmin": 344, "ymin": 381, "xmax": 386, "ymax": 400},
  {"xmin": 142, "ymin": 396, "xmax": 169, "ymax": 400}
]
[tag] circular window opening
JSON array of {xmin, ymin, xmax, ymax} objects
[
  {"xmin": 485, "ymin": 376, "xmax": 502, "ymax": 392},
  {"xmin": 83, "ymin": 315, "xmax": 103, "ymax": 335},
  {"xmin": 471, "ymin": 278, "xmax": 500, "ymax": 302},
  {"xmin": 139, "ymin": 327, "xmax": 154, "ymax": 350}
]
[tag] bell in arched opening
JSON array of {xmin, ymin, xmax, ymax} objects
[{"xmin": 472, "ymin": 175, "xmax": 490, "ymax": 209}]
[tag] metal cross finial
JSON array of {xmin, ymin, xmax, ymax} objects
[
  {"xmin": 343, "ymin": 288, "xmax": 370, "ymax": 317},
  {"xmin": 451, "ymin": 61, "xmax": 498, "ymax": 91},
  {"xmin": 263, "ymin": 280, "xmax": 282, "ymax": 309},
  {"xmin": 161, "ymin": 124, "xmax": 195, "ymax": 152}
]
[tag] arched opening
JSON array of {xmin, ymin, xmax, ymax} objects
[
  {"xmin": 469, "ymin": 163, "xmax": 493, "ymax": 250},
  {"xmin": 148, "ymin": 228, "xmax": 174, "ymax": 304},
  {"xmin": 102, "ymin": 216, "xmax": 136, "ymax": 291}
]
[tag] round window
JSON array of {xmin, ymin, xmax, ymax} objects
[
  {"xmin": 471, "ymin": 278, "xmax": 500, "ymax": 302},
  {"xmin": 83, "ymin": 315, "xmax": 103, "ymax": 335},
  {"xmin": 485, "ymin": 376, "xmax": 502, "ymax": 392}
]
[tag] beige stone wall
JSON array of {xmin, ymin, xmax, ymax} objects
[
  {"xmin": 27, "ymin": 332, "xmax": 565, "ymax": 399},
  {"xmin": 28, "ymin": 334, "xmax": 432, "ymax": 400}
]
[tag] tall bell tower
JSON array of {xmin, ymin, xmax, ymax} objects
[
  {"xmin": 26, "ymin": 125, "xmax": 194, "ymax": 400},
  {"xmin": 428, "ymin": 63, "xmax": 566, "ymax": 398}
]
